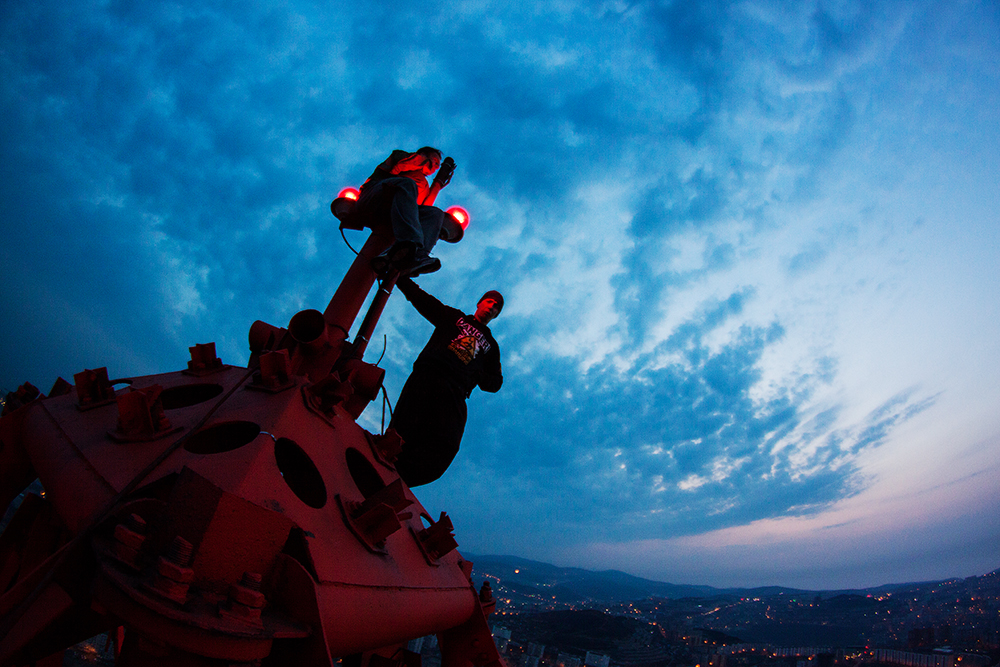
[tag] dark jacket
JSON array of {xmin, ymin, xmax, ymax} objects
[
  {"xmin": 360, "ymin": 149, "xmax": 409, "ymax": 192},
  {"xmin": 360, "ymin": 150, "xmax": 433, "ymax": 202}
]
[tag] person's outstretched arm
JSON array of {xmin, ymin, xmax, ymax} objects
[{"xmin": 396, "ymin": 277, "xmax": 453, "ymax": 327}]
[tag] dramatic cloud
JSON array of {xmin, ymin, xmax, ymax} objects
[{"xmin": 2, "ymin": 0, "xmax": 998, "ymax": 589}]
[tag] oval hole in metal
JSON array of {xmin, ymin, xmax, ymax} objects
[
  {"xmin": 184, "ymin": 421, "xmax": 261, "ymax": 455},
  {"xmin": 161, "ymin": 383, "xmax": 224, "ymax": 410},
  {"xmin": 345, "ymin": 448, "xmax": 385, "ymax": 499},
  {"xmin": 275, "ymin": 438, "xmax": 327, "ymax": 509}
]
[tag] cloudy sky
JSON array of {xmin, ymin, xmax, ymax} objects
[{"xmin": 2, "ymin": 0, "xmax": 998, "ymax": 590}]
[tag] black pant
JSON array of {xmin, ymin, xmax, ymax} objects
[
  {"xmin": 356, "ymin": 178, "xmax": 444, "ymax": 257},
  {"xmin": 390, "ymin": 371, "xmax": 467, "ymax": 487}
]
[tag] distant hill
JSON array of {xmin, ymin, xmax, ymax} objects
[
  {"xmin": 464, "ymin": 553, "xmax": 738, "ymax": 602},
  {"xmin": 463, "ymin": 553, "xmax": 987, "ymax": 604}
]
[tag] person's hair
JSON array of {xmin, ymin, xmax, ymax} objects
[{"xmin": 416, "ymin": 146, "xmax": 443, "ymax": 161}]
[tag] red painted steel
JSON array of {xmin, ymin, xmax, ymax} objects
[{"xmin": 0, "ymin": 201, "xmax": 502, "ymax": 667}]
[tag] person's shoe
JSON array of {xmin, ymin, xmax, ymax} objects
[
  {"xmin": 371, "ymin": 241, "xmax": 416, "ymax": 276},
  {"xmin": 399, "ymin": 255, "xmax": 441, "ymax": 277}
]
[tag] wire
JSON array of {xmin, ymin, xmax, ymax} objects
[
  {"xmin": 375, "ymin": 334, "xmax": 387, "ymax": 366},
  {"xmin": 380, "ymin": 384, "xmax": 394, "ymax": 434},
  {"xmin": 340, "ymin": 226, "xmax": 359, "ymax": 256},
  {"xmin": 328, "ymin": 323, "xmax": 351, "ymax": 341}
]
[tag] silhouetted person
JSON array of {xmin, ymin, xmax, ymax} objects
[
  {"xmin": 391, "ymin": 277, "xmax": 503, "ymax": 486},
  {"xmin": 355, "ymin": 147, "xmax": 457, "ymax": 277}
]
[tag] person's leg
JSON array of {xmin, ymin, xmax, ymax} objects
[
  {"xmin": 359, "ymin": 179, "xmax": 442, "ymax": 275},
  {"xmin": 388, "ymin": 205, "xmax": 445, "ymax": 276},
  {"xmin": 390, "ymin": 372, "xmax": 466, "ymax": 487},
  {"xmin": 386, "ymin": 178, "xmax": 423, "ymax": 248},
  {"xmin": 356, "ymin": 178, "xmax": 423, "ymax": 247},
  {"xmin": 416, "ymin": 205, "xmax": 446, "ymax": 258}
]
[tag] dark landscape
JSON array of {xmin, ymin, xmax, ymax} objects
[
  {"xmin": 462, "ymin": 554, "xmax": 1000, "ymax": 662},
  {"xmin": 54, "ymin": 553, "xmax": 1000, "ymax": 665}
]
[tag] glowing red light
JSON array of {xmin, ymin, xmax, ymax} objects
[
  {"xmin": 338, "ymin": 187, "xmax": 360, "ymax": 201},
  {"xmin": 446, "ymin": 206, "xmax": 470, "ymax": 229}
]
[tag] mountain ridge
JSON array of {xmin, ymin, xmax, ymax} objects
[{"xmin": 463, "ymin": 553, "xmax": 984, "ymax": 602}]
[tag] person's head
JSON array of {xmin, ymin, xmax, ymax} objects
[
  {"xmin": 474, "ymin": 290, "xmax": 504, "ymax": 325},
  {"xmin": 415, "ymin": 147, "xmax": 443, "ymax": 175}
]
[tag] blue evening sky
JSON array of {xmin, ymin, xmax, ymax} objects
[{"xmin": 2, "ymin": 0, "xmax": 998, "ymax": 589}]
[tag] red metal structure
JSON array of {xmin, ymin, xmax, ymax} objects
[{"xmin": 0, "ymin": 197, "xmax": 497, "ymax": 666}]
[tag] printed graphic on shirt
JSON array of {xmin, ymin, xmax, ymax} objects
[{"xmin": 447, "ymin": 317, "xmax": 492, "ymax": 365}]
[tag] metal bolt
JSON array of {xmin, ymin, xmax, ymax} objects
[
  {"xmin": 219, "ymin": 572, "xmax": 266, "ymax": 626},
  {"xmin": 114, "ymin": 515, "xmax": 147, "ymax": 550},
  {"xmin": 112, "ymin": 514, "xmax": 147, "ymax": 568},
  {"xmin": 151, "ymin": 536, "xmax": 195, "ymax": 604},
  {"xmin": 240, "ymin": 571, "xmax": 262, "ymax": 591},
  {"xmin": 125, "ymin": 513, "xmax": 147, "ymax": 533},
  {"xmin": 229, "ymin": 572, "xmax": 266, "ymax": 608},
  {"xmin": 219, "ymin": 599, "xmax": 264, "ymax": 624},
  {"xmin": 164, "ymin": 536, "xmax": 193, "ymax": 565},
  {"xmin": 152, "ymin": 575, "xmax": 192, "ymax": 602},
  {"xmin": 156, "ymin": 557, "xmax": 195, "ymax": 584}
]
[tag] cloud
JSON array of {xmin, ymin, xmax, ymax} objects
[
  {"xmin": 2, "ymin": 0, "xmax": 998, "ymax": 589},
  {"xmin": 446, "ymin": 286, "xmax": 938, "ymax": 550}
]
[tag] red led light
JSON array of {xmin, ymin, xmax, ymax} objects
[
  {"xmin": 338, "ymin": 187, "xmax": 360, "ymax": 201},
  {"xmin": 446, "ymin": 206, "xmax": 470, "ymax": 229}
]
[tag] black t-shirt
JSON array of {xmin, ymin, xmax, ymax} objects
[{"xmin": 396, "ymin": 278, "xmax": 503, "ymax": 398}]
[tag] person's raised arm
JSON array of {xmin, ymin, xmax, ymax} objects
[
  {"xmin": 420, "ymin": 157, "xmax": 455, "ymax": 206},
  {"xmin": 396, "ymin": 277, "xmax": 453, "ymax": 327}
]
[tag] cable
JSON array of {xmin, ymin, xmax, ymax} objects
[
  {"xmin": 340, "ymin": 227, "xmax": 359, "ymax": 256},
  {"xmin": 375, "ymin": 334, "xmax": 387, "ymax": 366},
  {"xmin": 329, "ymin": 322, "xmax": 350, "ymax": 340},
  {"xmin": 380, "ymin": 384, "xmax": 394, "ymax": 434},
  {"xmin": 383, "ymin": 385, "xmax": 394, "ymax": 418}
]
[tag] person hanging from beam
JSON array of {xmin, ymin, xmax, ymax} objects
[{"xmin": 390, "ymin": 277, "xmax": 504, "ymax": 486}]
